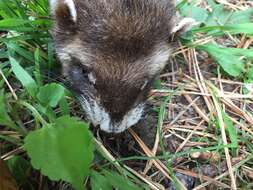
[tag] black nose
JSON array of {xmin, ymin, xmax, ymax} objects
[{"xmin": 110, "ymin": 111, "xmax": 125, "ymax": 123}]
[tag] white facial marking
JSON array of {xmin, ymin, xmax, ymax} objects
[
  {"xmin": 119, "ymin": 104, "xmax": 144, "ymax": 133},
  {"xmin": 171, "ymin": 17, "xmax": 197, "ymax": 34},
  {"xmin": 141, "ymin": 80, "xmax": 148, "ymax": 90},
  {"xmin": 55, "ymin": 40, "xmax": 94, "ymax": 76},
  {"xmin": 88, "ymin": 73, "xmax": 96, "ymax": 84},
  {"xmin": 57, "ymin": 51, "xmax": 71, "ymax": 61},
  {"xmin": 79, "ymin": 96, "xmax": 144, "ymax": 133},
  {"xmin": 61, "ymin": 40, "xmax": 94, "ymax": 66},
  {"xmin": 79, "ymin": 95, "xmax": 110, "ymax": 128},
  {"xmin": 50, "ymin": 0, "xmax": 77, "ymax": 22},
  {"xmin": 143, "ymin": 44, "xmax": 172, "ymax": 75},
  {"xmin": 49, "ymin": 0, "xmax": 58, "ymax": 10}
]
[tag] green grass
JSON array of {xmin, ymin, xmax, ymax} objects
[{"xmin": 1, "ymin": 0, "xmax": 253, "ymax": 190}]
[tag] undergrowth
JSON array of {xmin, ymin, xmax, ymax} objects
[{"xmin": 0, "ymin": 0, "xmax": 253, "ymax": 190}]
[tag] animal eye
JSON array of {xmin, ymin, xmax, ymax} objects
[
  {"xmin": 77, "ymin": 65, "xmax": 93, "ymax": 83},
  {"xmin": 81, "ymin": 68, "xmax": 96, "ymax": 85},
  {"xmin": 80, "ymin": 65, "xmax": 89, "ymax": 76},
  {"xmin": 71, "ymin": 57, "xmax": 96, "ymax": 85}
]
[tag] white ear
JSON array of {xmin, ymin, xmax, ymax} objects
[
  {"xmin": 171, "ymin": 17, "xmax": 198, "ymax": 34},
  {"xmin": 49, "ymin": 0, "xmax": 77, "ymax": 22}
]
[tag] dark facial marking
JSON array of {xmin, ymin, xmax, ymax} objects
[{"xmin": 51, "ymin": 0, "xmax": 177, "ymax": 131}]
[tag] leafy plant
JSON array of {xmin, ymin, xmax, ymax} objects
[
  {"xmin": 91, "ymin": 170, "xmax": 142, "ymax": 190},
  {"xmin": 0, "ymin": 1, "xmax": 146, "ymax": 189},
  {"xmin": 24, "ymin": 116, "xmax": 94, "ymax": 190},
  {"xmin": 179, "ymin": 0, "xmax": 253, "ymax": 80},
  {"xmin": 1, "ymin": 0, "xmax": 253, "ymax": 189}
]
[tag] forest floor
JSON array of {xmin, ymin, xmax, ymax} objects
[{"xmin": 1, "ymin": 0, "xmax": 253, "ymax": 190}]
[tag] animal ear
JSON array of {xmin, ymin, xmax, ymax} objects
[
  {"xmin": 49, "ymin": 0, "xmax": 77, "ymax": 25},
  {"xmin": 171, "ymin": 16, "xmax": 197, "ymax": 35}
]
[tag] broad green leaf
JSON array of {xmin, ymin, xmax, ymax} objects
[
  {"xmin": 197, "ymin": 44, "xmax": 245, "ymax": 77},
  {"xmin": 205, "ymin": 5, "xmax": 234, "ymax": 26},
  {"xmin": 228, "ymin": 9, "xmax": 253, "ymax": 24},
  {"xmin": 35, "ymin": 104, "xmax": 56, "ymax": 122},
  {"xmin": 90, "ymin": 171, "xmax": 112, "ymax": 190},
  {"xmin": 24, "ymin": 116, "xmax": 93, "ymax": 190},
  {"xmin": 179, "ymin": 3, "xmax": 208, "ymax": 23},
  {"xmin": 102, "ymin": 170, "xmax": 142, "ymax": 190},
  {"xmin": 206, "ymin": 0, "xmax": 217, "ymax": 8},
  {"xmin": 247, "ymin": 68, "xmax": 253, "ymax": 80},
  {"xmin": 37, "ymin": 83, "xmax": 65, "ymax": 108},
  {"xmin": 179, "ymin": 1, "xmax": 253, "ymax": 28},
  {"xmin": 222, "ymin": 111, "xmax": 238, "ymax": 149},
  {"xmin": 205, "ymin": 4, "xmax": 253, "ymax": 26},
  {"xmin": 9, "ymin": 56, "xmax": 38, "ymax": 97}
]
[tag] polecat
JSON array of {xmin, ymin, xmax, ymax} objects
[{"xmin": 49, "ymin": 0, "xmax": 194, "ymax": 133}]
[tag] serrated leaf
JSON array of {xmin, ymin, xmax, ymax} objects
[
  {"xmin": 24, "ymin": 116, "xmax": 94, "ymax": 190},
  {"xmin": 229, "ymin": 9, "xmax": 253, "ymax": 24},
  {"xmin": 197, "ymin": 44, "xmax": 245, "ymax": 77},
  {"xmin": 9, "ymin": 56, "xmax": 38, "ymax": 97},
  {"xmin": 179, "ymin": 3, "xmax": 208, "ymax": 23},
  {"xmin": 206, "ymin": 4, "xmax": 253, "ymax": 26},
  {"xmin": 91, "ymin": 171, "xmax": 112, "ymax": 190},
  {"xmin": 37, "ymin": 83, "xmax": 65, "ymax": 108},
  {"xmin": 187, "ymin": 2, "xmax": 253, "ymax": 36}
]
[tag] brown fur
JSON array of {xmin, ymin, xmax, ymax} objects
[{"xmin": 51, "ymin": 0, "xmax": 176, "ymax": 129}]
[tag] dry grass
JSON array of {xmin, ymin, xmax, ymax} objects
[
  {"xmin": 0, "ymin": 0, "xmax": 253, "ymax": 189},
  {"xmin": 100, "ymin": 1, "xmax": 253, "ymax": 189}
]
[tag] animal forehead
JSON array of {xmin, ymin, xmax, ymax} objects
[
  {"xmin": 76, "ymin": 0, "xmax": 174, "ymax": 18},
  {"xmin": 75, "ymin": 0, "xmax": 174, "ymax": 51},
  {"xmin": 94, "ymin": 61, "xmax": 146, "ymax": 86}
]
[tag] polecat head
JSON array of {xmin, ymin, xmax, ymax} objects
[{"xmin": 50, "ymin": 0, "xmax": 195, "ymax": 133}]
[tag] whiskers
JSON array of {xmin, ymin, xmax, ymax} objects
[{"xmin": 40, "ymin": 69, "xmax": 74, "ymax": 91}]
